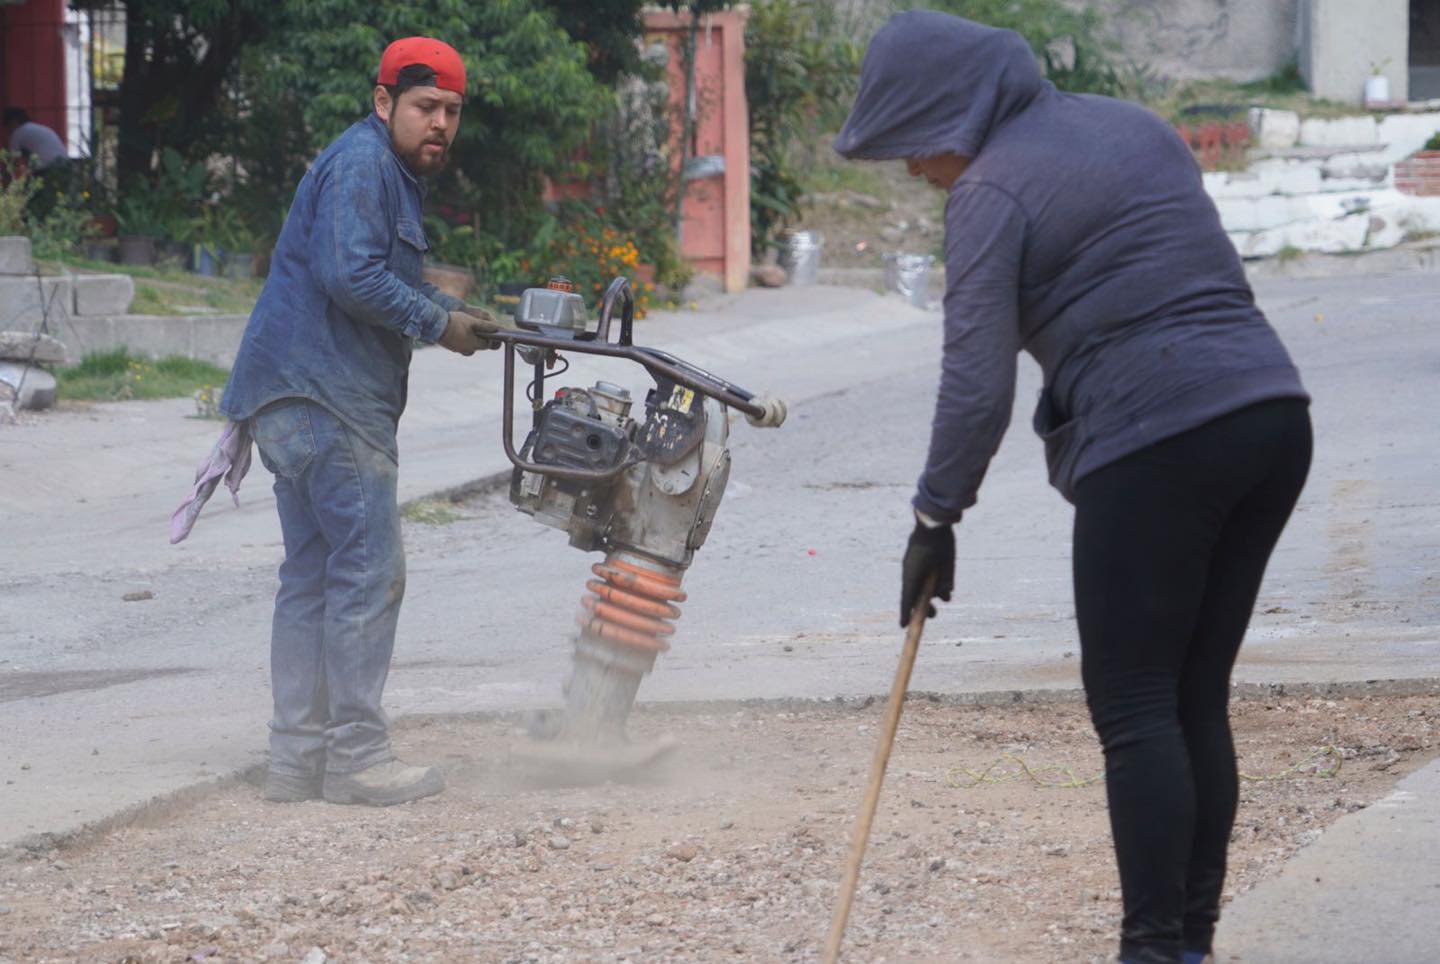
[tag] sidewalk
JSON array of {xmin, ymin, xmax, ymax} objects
[{"xmin": 1217, "ymin": 755, "xmax": 1440, "ymax": 964}]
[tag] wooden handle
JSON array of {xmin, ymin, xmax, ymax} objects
[{"xmin": 821, "ymin": 575, "xmax": 936, "ymax": 963}]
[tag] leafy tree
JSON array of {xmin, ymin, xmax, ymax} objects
[
  {"xmin": 542, "ymin": 0, "xmax": 648, "ymax": 84},
  {"xmin": 745, "ymin": 0, "xmax": 862, "ymax": 255},
  {"xmin": 76, "ymin": 0, "xmax": 285, "ymax": 184},
  {"xmin": 237, "ymin": 0, "xmax": 612, "ymax": 249},
  {"xmin": 912, "ymin": 0, "xmax": 1126, "ymax": 97}
]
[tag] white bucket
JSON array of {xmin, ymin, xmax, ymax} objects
[
  {"xmin": 779, "ymin": 231, "xmax": 824, "ymax": 285},
  {"xmin": 1365, "ymin": 74, "xmax": 1391, "ymax": 107},
  {"xmin": 883, "ymin": 252, "xmax": 935, "ymax": 308}
]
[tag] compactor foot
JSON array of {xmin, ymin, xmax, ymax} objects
[{"xmin": 506, "ymin": 733, "xmax": 680, "ymax": 786}]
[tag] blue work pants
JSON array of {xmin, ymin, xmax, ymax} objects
[{"xmin": 252, "ymin": 398, "xmax": 405, "ymax": 777}]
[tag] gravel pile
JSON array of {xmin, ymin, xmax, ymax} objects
[{"xmin": 1, "ymin": 694, "xmax": 1434, "ymax": 963}]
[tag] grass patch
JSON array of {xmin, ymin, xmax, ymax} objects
[
  {"xmin": 802, "ymin": 155, "xmax": 892, "ymax": 198},
  {"xmin": 400, "ymin": 498, "xmax": 466, "ymax": 526},
  {"xmin": 36, "ymin": 257, "xmax": 263, "ymax": 316},
  {"xmin": 1145, "ymin": 67, "xmax": 1363, "ymax": 125},
  {"xmin": 55, "ymin": 348, "xmax": 229, "ymax": 403}
]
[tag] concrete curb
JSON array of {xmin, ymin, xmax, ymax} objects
[{"xmin": 816, "ymin": 238, "xmax": 1440, "ymax": 296}]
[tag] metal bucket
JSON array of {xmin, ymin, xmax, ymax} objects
[
  {"xmin": 883, "ymin": 252, "xmax": 935, "ymax": 308},
  {"xmin": 779, "ymin": 230, "xmax": 824, "ymax": 285}
]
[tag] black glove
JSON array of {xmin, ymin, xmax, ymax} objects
[{"xmin": 900, "ymin": 518, "xmax": 954, "ymax": 627}]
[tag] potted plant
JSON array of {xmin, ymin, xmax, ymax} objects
[
  {"xmin": 114, "ymin": 192, "xmax": 164, "ymax": 266},
  {"xmin": 187, "ymin": 205, "xmax": 246, "ymax": 277},
  {"xmin": 1365, "ymin": 58, "xmax": 1392, "ymax": 108}
]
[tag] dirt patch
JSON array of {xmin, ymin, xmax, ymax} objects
[
  {"xmin": 790, "ymin": 141, "xmax": 947, "ymax": 272},
  {"xmin": 1, "ymin": 694, "xmax": 1435, "ymax": 963}
]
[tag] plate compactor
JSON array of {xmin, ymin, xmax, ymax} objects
[{"xmin": 486, "ymin": 277, "xmax": 786, "ymax": 782}]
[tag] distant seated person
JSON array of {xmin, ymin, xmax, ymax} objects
[
  {"xmin": 3, "ymin": 108, "xmax": 71, "ymax": 219},
  {"xmin": 3, "ymin": 108, "xmax": 67, "ymax": 174}
]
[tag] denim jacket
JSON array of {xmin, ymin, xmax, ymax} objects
[{"xmin": 220, "ymin": 113, "xmax": 463, "ymax": 461}]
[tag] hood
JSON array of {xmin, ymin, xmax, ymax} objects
[{"xmin": 834, "ymin": 10, "xmax": 1044, "ymax": 161}]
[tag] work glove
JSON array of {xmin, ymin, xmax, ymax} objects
[
  {"xmin": 461, "ymin": 304, "xmax": 506, "ymax": 351},
  {"xmin": 899, "ymin": 515, "xmax": 954, "ymax": 627},
  {"xmin": 439, "ymin": 309, "xmax": 499, "ymax": 355}
]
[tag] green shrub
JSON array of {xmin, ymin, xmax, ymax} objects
[
  {"xmin": 745, "ymin": 0, "xmax": 863, "ymax": 256},
  {"xmin": 914, "ymin": 0, "xmax": 1127, "ymax": 97},
  {"xmin": 56, "ymin": 348, "xmax": 230, "ymax": 402}
]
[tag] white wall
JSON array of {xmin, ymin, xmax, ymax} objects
[{"xmin": 1299, "ymin": 0, "xmax": 1410, "ymax": 104}]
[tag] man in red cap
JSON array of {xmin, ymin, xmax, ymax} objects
[{"xmin": 219, "ymin": 37, "xmax": 496, "ymax": 806}]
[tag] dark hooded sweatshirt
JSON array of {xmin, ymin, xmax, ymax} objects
[{"xmin": 835, "ymin": 12, "xmax": 1308, "ymax": 520}]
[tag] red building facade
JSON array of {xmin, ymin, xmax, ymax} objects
[{"xmin": 1, "ymin": 0, "xmax": 69, "ymax": 147}]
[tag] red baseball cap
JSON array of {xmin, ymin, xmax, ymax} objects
[{"xmin": 377, "ymin": 37, "xmax": 466, "ymax": 95}]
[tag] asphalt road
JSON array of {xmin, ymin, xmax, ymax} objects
[{"xmin": 2, "ymin": 273, "xmax": 1438, "ymax": 846}]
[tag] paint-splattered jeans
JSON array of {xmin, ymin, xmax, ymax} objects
[{"xmin": 252, "ymin": 398, "xmax": 404, "ymax": 778}]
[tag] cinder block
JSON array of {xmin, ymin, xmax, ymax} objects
[
  {"xmin": 0, "ymin": 276, "xmax": 72, "ymax": 332},
  {"xmin": 72, "ymin": 274, "xmax": 135, "ymax": 316},
  {"xmin": 0, "ymin": 236, "xmax": 33, "ymax": 275}
]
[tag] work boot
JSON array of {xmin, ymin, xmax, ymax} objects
[
  {"xmin": 262, "ymin": 770, "xmax": 322, "ymax": 803},
  {"xmin": 322, "ymin": 760, "xmax": 444, "ymax": 806}
]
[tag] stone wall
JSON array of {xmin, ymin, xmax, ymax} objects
[{"xmin": 1092, "ymin": 0, "xmax": 1299, "ymax": 83}]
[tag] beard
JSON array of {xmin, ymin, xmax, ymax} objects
[{"xmin": 387, "ymin": 118, "xmax": 450, "ymax": 176}]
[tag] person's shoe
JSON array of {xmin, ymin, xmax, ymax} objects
[
  {"xmin": 322, "ymin": 760, "xmax": 444, "ymax": 806},
  {"xmin": 262, "ymin": 770, "xmax": 322, "ymax": 803}
]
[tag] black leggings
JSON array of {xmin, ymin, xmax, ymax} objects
[{"xmin": 1072, "ymin": 399, "xmax": 1312, "ymax": 964}]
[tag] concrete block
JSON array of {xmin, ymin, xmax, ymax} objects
[
  {"xmin": 1299, "ymin": 115, "xmax": 1379, "ymax": 148},
  {"xmin": 1377, "ymin": 113, "xmax": 1440, "ymax": 161},
  {"xmin": 1292, "ymin": 212, "xmax": 1372, "ymax": 253},
  {"xmin": 1249, "ymin": 108, "xmax": 1301, "ymax": 150},
  {"xmin": 0, "ymin": 330, "xmax": 67, "ymax": 365},
  {"xmin": 1321, "ymin": 151, "xmax": 1393, "ymax": 181},
  {"xmin": 103, "ymin": 315, "xmax": 195, "ymax": 361},
  {"xmin": 0, "ymin": 276, "xmax": 72, "ymax": 332},
  {"xmin": 1205, "ymin": 172, "xmax": 1258, "ymax": 200},
  {"xmin": 186, "ymin": 315, "xmax": 248, "ymax": 368},
  {"xmin": 72, "ymin": 274, "xmax": 136, "ymax": 316},
  {"xmin": 0, "ymin": 236, "xmax": 33, "ymax": 276},
  {"xmin": 1215, "ymin": 196, "xmax": 1307, "ymax": 234},
  {"xmin": 1237, "ymin": 212, "xmax": 1374, "ymax": 259},
  {"xmin": 1323, "ymin": 174, "xmax": 1393, "ymax": 192},
  {"xmin": 1361, "ymin": 210, "xmax": 1407, "ymax": 249},
  {"xmin": 0, "ymin": 360, "xmax": 57, "ymax": 410},
  {"xmin": 1273, "ymin": 164, "xmax": 1324, "ymax": 196}
]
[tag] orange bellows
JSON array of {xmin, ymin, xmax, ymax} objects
[{"xmin": 577, "ymin": 556, "xmax": 686, "ymax": 655}]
